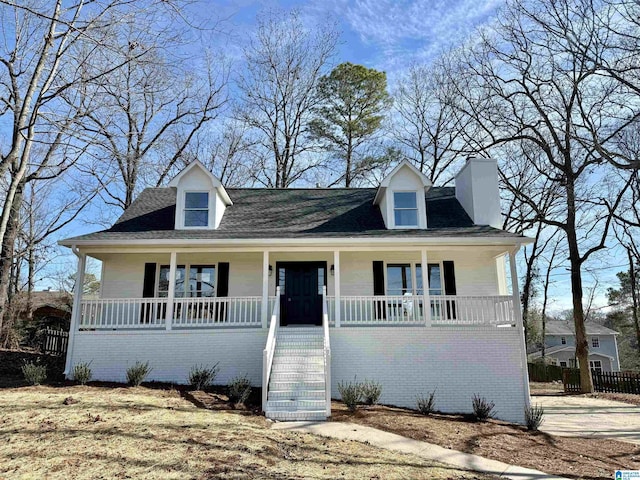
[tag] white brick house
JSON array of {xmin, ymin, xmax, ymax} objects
[{"xmin": 60, "ymin": 158, "xmax": 532, "ymax": 423}]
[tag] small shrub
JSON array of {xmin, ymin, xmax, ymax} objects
[
  {"xmin": 22, "ymin": 360, "xmax": 47, "ymax": 385},
  {"xmin": 416, "ymin": 390, "xmax": 437, "ymax": 415},
  {"xmin": 126, "ymin": 361, "xmax": 151, "ymax": 386},
  {"xmin": 73, "ymin": 362, "xmax": 92, "ymax": 385},
  {"xmin": 471, "ymin": 394, "xmax": 496, "ymax": 421},
  {"xmin": 189, "ymin": 363, "xmax": 220, "ymax": 391},
  {"xmin": 525, "ymin": 404, "xmax": 544, "ymax": 431},
  {"xmin": 361, "ymin": 379, "xmax": 382, "ymax": 405},
  {"xmin": 228, "ymin": 374, "xmax": 252, "ymax": 404},
  {"xmin": 338, "ymin": 377, "xmax": 363, "ymax": 412}
]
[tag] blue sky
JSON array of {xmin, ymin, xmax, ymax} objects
[
  {"xmin": 46, "ymin": 0, "xmax": 630, "ymax": 313},
  {"xmin": 199, "ymin": 0, "xmax": 504, "ymax": 76}
]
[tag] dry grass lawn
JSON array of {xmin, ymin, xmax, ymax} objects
[{"xmin": 0, "ymin": 386, "xmax": 493, "ymax": 480}]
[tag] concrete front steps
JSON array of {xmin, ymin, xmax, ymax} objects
[{"xmin": 265, "ymin": 327, "xmax": 328, "ymax": 421}]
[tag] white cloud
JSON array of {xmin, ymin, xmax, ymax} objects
[{"xmin": 315, "ymin": 0, "xmax": 505, "ymax": 73}]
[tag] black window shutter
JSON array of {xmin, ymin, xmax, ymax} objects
[
  {"xmin": 373, "ymin": 261, "xmax": 385, "ymax": 295},
  {"xmin": 217, "ymin": 262, "xmax": 230, "ymax": 297},
  {"xmin": 372, "ymin": 261, "xmax": 386, "ymax": 319},
  {"xmin": 141, "ymin": 263, "xmax": 157, "ymax": 324},
  {"xmin": 143, "ymin": 263, "xmax": 157, "ymax": 298},
  {"xmin": 443, "ymin": 260, "xmax": 457, "ymax": 319},
  {"xmin": 443, "ymin": 261, "xmax": 457, "ymax": 295}
]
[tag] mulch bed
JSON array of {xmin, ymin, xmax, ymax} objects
[
  {"xmin": 331, "ymin": 401, "xmax": 640, "ymax": 480},
  {"xmin": 586, "ymin": 392, "xmax": 640, "ymax": 406}
]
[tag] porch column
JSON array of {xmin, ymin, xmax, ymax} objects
[
  {"xmin": 421, "ymin": 249, "xmax": 432, "ymax": 326},
  {"xmin": 64, "ymin": 247, "xmax": 86, "ymax": 376},
  {"xmin": 509, "ymin": 248, "xmax": 531, "ymax": 408},
  {"xmin": 333, "ymin": 250, "xmax": 341, "ymax": 328},
  {"xmin": 262, "ymin": 250, "xmax": 269, "ymax": 328},
  {"xmin": 165, "ymin": 251, "xmax": 177, "ymax": 330}
]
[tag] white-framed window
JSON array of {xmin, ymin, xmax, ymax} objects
[
  {"xmin": 387, "ymin": 264, "xmax": 413, "ymax": 296},
  {"xmin": 591, "ymin": 337, "xmax": 600, "ymax": 348},
  {"xmin": 559, "ymin": 361, "xmax": 567, "ymax": 367},
  {"xmin": 157, "ymin": 264, "xmax": 216, "ymax": 297},
  {"xmin": 415, "ymin": 263, "xmax": 442, "ymax": 295},
  {"xmin": 589, "ymin": 360, "xmax": 602, "ymax": 373},
  {"xmin": 393, "ymin": 191, "xmax": 418, "ymax": 227},
  {"xmin": 158, "ymin": 265, "xmax": 186, "ymax": 298},
  {"xmin": 561, "ymin": 336, "xmax": 566, "ymax": 345},
  {"xmin": 184, "ymin": 191, "xmax": 209, "ymax": 227}
]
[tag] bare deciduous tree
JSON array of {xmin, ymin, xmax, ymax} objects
[
  {"xmin": 237, "ymin": 9, "xmax": 338, "ymax": 188},
  {"xmin": 392, "ymin": 64, "xmax": 467, "ymax": 184},
  {"xmin": 447, "ymin": 0, "xmax": 640, "ymax": 391}
]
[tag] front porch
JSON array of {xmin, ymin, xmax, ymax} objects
[
  {"xmin": 72, "ymin": 247, "xmax": 523, "ymax": 331},
  {"xmin": 65, "ymin": 246, "xmax": 529, "ymax": 423}
]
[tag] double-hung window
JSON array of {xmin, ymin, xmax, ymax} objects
[
  {"xmin": 184, "ymin": 192, "xmax": 209, "ymax": 227},
  {"xmin": 386, "ymin": 264, "xmax": 412, "ymax": 296},
  {"xmin": 415, "ymin": 264, "xmax": 442, "ymax": 296},
  {"xmin": 158, "ymin": 265, "xmax": 186, "ymax": 297},
  {"xmin": 591, "ymin": 337, "xmax": 599, "ymax": 348},
  {"xmin": 393, "ymin": 192, "xmax": 418, "ymax": 227},
  {"xmin": 188, "ymin": 265, "xmax": 216, "ymax": 297}
]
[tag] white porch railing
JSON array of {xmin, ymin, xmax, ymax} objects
[
  {"xmin": 262, "ymin": 287, "xmax": 280, "ymax": 412},
  {"xmin": 322, "ymin": 286, "xmax": 331, "ymax": 417},
  {"xmin": 329, "ymin": 295, "xmax": 514, "ymax": 326},
  {"xmin": 172, "ymin": 296, "xmax": 263, "ymax": 327},
  {"xmin": 78, "ymin": 294, "xmax": 514, "ymax": 330},
  {"xmin": 79, "ymin": 298, "xmax": 168, "ymax": 329},
  {"xmin": 430, "ymin": 295, "xmax": 514, "ymax": 325},
  {"xmin": 78, "ymin": 296, "xmax": 267, "ymax": 329}
]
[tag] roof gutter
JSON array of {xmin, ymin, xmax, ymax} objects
[{"xmin": 59, "ymin": 235, "xmax": 533, "ymax": 249}]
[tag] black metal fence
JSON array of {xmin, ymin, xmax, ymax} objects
[{"xmin": 41, "ymin": 328, "xmax": 69, "ymax": 357}]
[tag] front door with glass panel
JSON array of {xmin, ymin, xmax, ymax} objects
[{"xmin": 277, "ymin": 262, "xmax": 325, "ymax": 326}]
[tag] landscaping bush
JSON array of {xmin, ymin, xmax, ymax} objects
[
  {"xmin": 361, "ymin": 379, "xmax": 382, "ymax": 405},
  {"xmin": 525, "ymin": 404, "xmax": 544, "ymax": 431},
  {"xmin": 126, "ymin": 361, "xmax": 151, "ymax": 386},
  {"xmin": 416, "ymin": 390, "xmax": 437, "ymax": 415},
  {"xmin": 21, "ymin": 360, "xmax": 46, "ymax": 385},
  {"xmin": 72, "ymin": 362, "xmax": 92, "ymax": 385},
  {"xmin": 338, "ymin": 378, "xmax": 362, "ymax": 412},
  {"xmin": 471, "ymin": 394, "xmax": 496, "ymax": 421},
  {"xmin": 228, "ymin": 374, "xmax": 252, "ymax": 404},
  {"xmin": 188, "ymin": 363, "xmax": 220, "ymax": 391}
]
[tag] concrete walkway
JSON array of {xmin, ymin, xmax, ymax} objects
[
  {"xmin": 532, "ymin": 395, "xmax": 640, "ymax": 445},
  {"xmin": 272, "ymin": 420, "xmax": 569, "ymax": 480}
]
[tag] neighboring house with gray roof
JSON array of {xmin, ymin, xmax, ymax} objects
[
  {"xmin": 59, "ymin": 157, "xmax": 532, "ymax": 424},
  {"xmin": 528, "ymin": 321, "xmax": 620, "ymax": 372}
]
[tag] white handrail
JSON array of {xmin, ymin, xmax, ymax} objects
[
  {"xmin": 262, "ymin": 286, "xmax": 280, "ymax": 412},
  {"xmin": 322, "ymin": 286, "xmax": 331, "ymax": 417}
]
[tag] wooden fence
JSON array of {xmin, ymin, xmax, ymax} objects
[
  {"xmin": 528, "ymin": 363, "xmax": 564, "ymax": 382},
  {"xmin": 562, "ymin": 368, "xmax": 582, "ymax": 392},
  {"xmin": 562, "ymin": 369, "xmax": 640, "ymax": 394},
  {"xmin": 592, "ymin": 370, "xmax": 640, "ymax": 394},
  {"xmin": 41, "ymin": 328, "xmax": 69, "ymax": 357}
]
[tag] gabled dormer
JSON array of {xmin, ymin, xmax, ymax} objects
[
  {"xmin": 373, "ymin": 160, "xmax": 432, "ymax": 229},
  {"xmin": 168, "ymin": 160, "xmax": 232, "ymax": 230}
]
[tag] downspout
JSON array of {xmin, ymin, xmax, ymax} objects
[{"xmin": 64, "ymin": 245, "xmax": 85, "ymax": 376}]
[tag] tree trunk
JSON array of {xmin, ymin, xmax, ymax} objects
[
  {"xmin": 566, "ymin": 177, "xmax": 593, "ymax": 392},
  {"xmin": 628, "ymin": 248, "xmax": 640, "ymax": 357},
  {"xmin": 0, "ymin": 182, "xmax": 24, "ymax": 346}
]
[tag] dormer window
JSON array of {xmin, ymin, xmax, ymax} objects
[
  {"xmin": 394, "ymin": 192, "xmax": 418, "ymax": 227},
  {"xmin": 184, "ymin": 192, "xmax": 209, "ymax": 227}
]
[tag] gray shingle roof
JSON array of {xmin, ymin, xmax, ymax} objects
[
  {"xmin": 62, "ymin": 187, "xmax": 527, "ymax": 243},
  {"xmin": 545, "ymin": 321, "xmax": 619, "ymax": 335}
]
